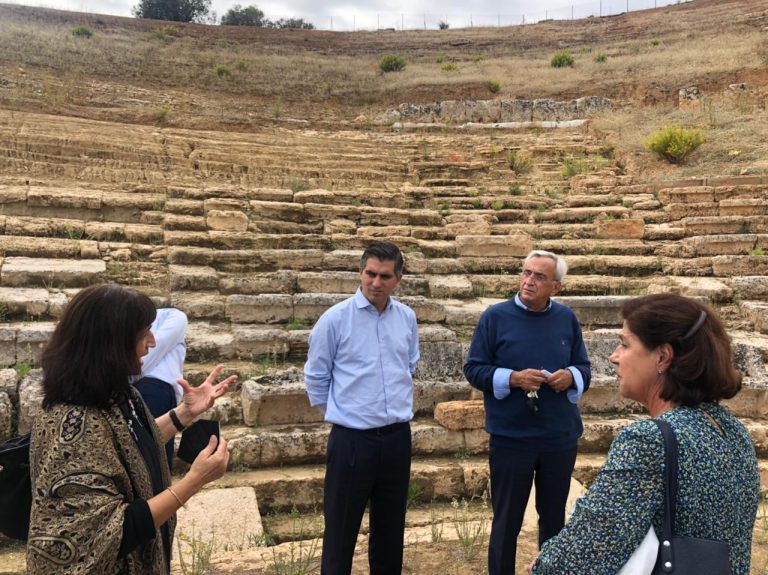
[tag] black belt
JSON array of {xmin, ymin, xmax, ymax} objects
[{"xmin": 334, "ymin": 421, "xmax": 409, "ymax": 435}]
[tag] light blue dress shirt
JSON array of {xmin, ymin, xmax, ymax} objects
[
  {"xmin": 304, "ymin": 288, "xmax": 420, "ymax": 429},
  {"xmin": 491, "ymin": 293, "xmax": 584, "ymax": 403}
]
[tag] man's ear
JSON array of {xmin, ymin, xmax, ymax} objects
[{"xmin": 551, "ymin": 281, "xmax": 562, "ymax": 297}]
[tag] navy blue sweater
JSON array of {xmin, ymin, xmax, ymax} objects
[{"xmin": 464, "ymin": 297, "xmax": 591, "ymax": 452}]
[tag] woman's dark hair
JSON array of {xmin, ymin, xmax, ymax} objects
[
  {"xmin": 41, "ymin": 284, "xmax": 157, "ymax": 409},
  {"xmin": 620, "ymin": 293, "xmax": 741, "ymax": 406}
]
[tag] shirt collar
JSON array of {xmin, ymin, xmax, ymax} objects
[
  {"xmin": 354, "ymin": 287, "xmax": 392, "ymax": 312},
  {"xmin": 514, "ymin": 292, "xmax": 552, "ymax": 312}
]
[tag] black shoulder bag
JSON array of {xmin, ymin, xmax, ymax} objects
[
  {"xmin": 652, "ymin": 419, "xmax": 731, "ymax": 574},
  {"xmin": 0, "ymin": 432, "xmax": 32, "ymax": 541}
]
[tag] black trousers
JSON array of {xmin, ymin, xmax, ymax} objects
[
  {"xmin": 321, "ymin": 422, "xmax": 411, "ymax": 575},
  {"xmin": 133, "ymin": 377, "xmax": 176, "ymax": 470},
  {"xmin": 488, "ymin": 443, "xmax": 577, "ymax": 575}
]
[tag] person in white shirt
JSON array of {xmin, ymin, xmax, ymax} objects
[{"xmin": 134, "ymin": 308, "xmax": 188, "ymax": 470}]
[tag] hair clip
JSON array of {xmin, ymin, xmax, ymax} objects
[{"xmin": 682, "ymin": 310, "xmax": 707, "ymax": 340}]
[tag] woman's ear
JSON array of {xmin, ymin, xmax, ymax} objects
[{"xmin": 657, "ymin": 343, "xmax": 674, "ymax": 373}]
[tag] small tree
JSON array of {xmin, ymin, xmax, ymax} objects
[
  {"xmin": 645, "ymin": 126, "xmax": 705, "ymax": 164},
  {"xmin": 438, "ymin": 20, "xmax": 449, "ymax": 30},
  {"xmin": 221, "ymin": 4, "xmax": 265, "ymax": 26},
  {"xmin": 133, "ymin": 0, "xmax": 210, "ymax": 22}
]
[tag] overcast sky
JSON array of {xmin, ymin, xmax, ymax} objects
[{"xmin": 6, "ymin": 0, "xmax": 682, "ymax": 30}]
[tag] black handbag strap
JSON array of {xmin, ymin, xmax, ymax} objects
[{"xmin": 654, "ymin": 418, "xmax": 677, "ymax": 571}]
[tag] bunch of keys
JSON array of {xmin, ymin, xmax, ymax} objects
[{"xmin": 527, "ymin": 369, "xmax": 552, "ymax": 415}]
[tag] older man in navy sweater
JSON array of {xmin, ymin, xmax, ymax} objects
[{"xmin": 464, "ymin": 249, "xmax": 591, "ymax": 575}]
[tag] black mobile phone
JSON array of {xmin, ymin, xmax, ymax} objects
[{"xmin": 177, "ymin": 420, "xmax": 220, "ymax": 464}]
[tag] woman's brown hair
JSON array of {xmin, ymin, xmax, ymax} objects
[
  {"xmin": 41, "ymin": 284, "xmax": 156, "ymax": 409},
  {"xmin": 621, "ymin": 293, "xmax": 741, "ymax": 406}
]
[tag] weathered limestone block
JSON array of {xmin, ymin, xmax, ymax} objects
[
  {"xmin": 712, "ymin": 255, "xmax": 768, "ymax": 276},
  {"xmin": 203, "ymin": 198, "xmax": 249, "ymax": 212},
  {"xmin": 16, "ymin": 323, "xmax": 56, "ymax": 363},
  {"xmin": 445, "ymin": 220, "xmax": 492, "ymax": 237},
  {"xmin": 678, "ymin": 86, "xmax": 703, "ymax": 110},
  {"xmin": 411, "ymin": 420, "xmax": 466, "ymax": 456},
  {"xmin": 241, "ymin": 379, "xmax": 320, "ymax": 427},
  {"xmin": 434, "ymin": 400, "xmax": 485, "ymax": 431},
  {"xmin": 459, "ymin": 460, "xmax": 491, "ymax": 498},
  {"xmin": 233, "ymin": 326, "xmax": 290, "ymax": 359},
  {"xmin": 170, "ymin": 292, "xmax": 226, "ymax": 319},
  {"xmin": 207, "ymin": 210, "xmax": 249, "ymax": 232},
  {"xmin": 165, "ymin": 198, "xmax": 204, "ymax": 215},
  {"xmin": 398, "ymin": 296, "xmax": 446, "ymax": 323},
  {"xmin": 500, "ymin": 99, "xmax": 534, "ymax": 121},
  {"xmin": 657, "ymin": 187, "xmax": 714, "ymax": 204},
  {"xmin": 167, "ymin": 246, "xmax": 215, "ymax": 266},
  {"xmin": 261, "ymin": 249, "xmax": 325, "ymax": 271},
  {"xmin": 0, "ymin": 185, "xmax": 28, "ymax": 204},
  {"xmin": 0, "ymin": 326, "xmax": 15, "ymax": 365},
  {"xmin": 168, "ymin": 265, "xmax": 219, "ymax": 291},
  {"xmin": 249, "ymin": 200, "xmax": 306, "ymax": 223},
  {"xmin": 443, "ymin": 300, "xmax": 493, "ymax": 326},
  {"xmin": 357, "ymin": 225, "xmax": 412, "ymax": 238},
  {"xmin": 293, "ymin": 293, "xmax": 347, "ymax": 322},
  {"xmin": 226, "ymin": 294, "xmax": 293, "ymax": 324},
  {"xmin": 415, "ymin": 239, "xmax": 456, "ymax": 258},
  {"xmin": 18, "ymin": 369, "xmax": 44, "ymax": 435},
  {"xmin": 163, "ymin": 214, "xmax": 208, "ymax": 231},
  {"xmin": 463, "ymin": 428, "xmax": 490, "ymax": 455},
  {"xmin": 359, "ymin": 207, "xmax": 410, "ymax": 227},
  {"xmin": 666, "ymin": 203, "xmax": 719, "ymax": 220},
  {"xmin": 741, "ymin": 302, "xmax": 768, "ymax": 335},
  {"xmin": 186, "ymin": 322, "xmax": 236, "ymax": 361},
  {"xmin": 413, "ymin": 380, "xmax": 471, "ymax": 416},
  {"xmin": 164, "ymin": 230, "xmax": 211, "ymax": 247},
  {"xmin": 410, "ymin": 462, "xmax": 466, "ymax": 501},
  {"xmin": 0, "ymin": 287, "xmax": 50, "ymax": 317},
  {"xmin": 1, "ymin": 257, "xmax": 105, "ymax": 288},
  {"xmin": 532, "ymin": 98, "xmax": 576, "ymax": 121},
  {"xmin": 682, "ymin": 234, "xmax": 757, "ymax": 257},
  {"xmin": 427, "ymin": 275, "xmax": 473, "ymax": 298},
  {"xmin": 0, "ymin": 391, "xmax": 11, "ymax": 441},
  {"xmin": 456, "ymin": 234, "xmax": 533, "ymax": 258},
  {"xmin": 730, "ymin": 276, "xmax": 768, "ymax": 300},
  {"xmin": 647, "ymin": 277, "xmax": 732, "ymax": 302},
  {"xmin": 408, "ymin": 210, "xmax": 444, "ymax": 227},
  {"xmin": 681, "ymin": 216, "xmax": 746, "ymax": 236},
  {"xmin": 228, "ymin": 425, "xmax": 328, "ymax": 468},
  {"xmin": 219, "ymin": 271, "xmax": 297, "ymax": 295},
  {"xmin": 720, "ymin": 198, "xmax": 768, "ymax": 216},
  {"xmin": 555, "ymin": 296, "xmax": 629, "ymax": 328},
  {"xmin": 595, "ymin": 218, "xmax": 644, "ymax": 239},
  {"xmin": 0, "ymin": 369, "xmax": 18, "ymax": 404},
  {"xmin": 176, "ymin": 487, "xmax": 262, "ymax": 554},
  {"xmin": 124, "ymin": 224, "xmax": 163, "ymax": 244},
  {"xmin": 575, "ymin": 96, "xmax": 612, "ymax": 116},
  {"xmin": 324, "ymin": 219, "xmax": 357, "ymax": 235},
  {"xmin": 415, "ymin": 340, "xmax": 464, "ymax": 381},
  {"xmin": 5, "ymin": 216, "xmax": 84, "ymax": 239},
  {"xmin": 28, "ymin": 188, "xmax": 102, "ymax": 210},
  {"xmin": 297, "ymin": 271, "xmax": 358, "ymax": 294}
]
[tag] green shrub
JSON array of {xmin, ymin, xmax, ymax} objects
[
  {"xmin": 561, "ymin": 156, "xmax": 591, "ymax": 178},
  {"xmin": 441, "ymin": 62, "xmax": 458, "ymax": 72},
  {"xmin": 594, "ymin": 53, "xmax": 607, "ymax": 63},
  {"xmin": 508, "ymin": 150, "xmax": 533, "ymax": 174},
  {"xmin": 150, "ymin": 25, "xmax": 180, "ymax": 41},
  {"xmin": 214, "ymin": 64, "xmax": 233, "ymax": 79},
  {"xmin": 509, "ymin": 184, "xmax": 523, "ymax": 196},
  {"xmin": 487, "ymin": 80, "xmax": 501, "ymax": 94},
  {"xmin": 750, "ymin": 247, "xmax": 765, "ymax": 257},
  {"xmin": 379, "ymin": 55, "xmax": 406, "ymax": 73},
  {"xmin": 645, "ymin": 126, "xmax": 705, "ymax": 164},
  {"xmin": 71, "ymin": 25, "xmax": 93, "ymax": 38},
  {"xmin": 651, "ymin": 39, "xmax": 661, "ymax": 46},
  {"xmin": 550, "ymin": 51, "xmax": 575, "ymax": 68},
  {"xmin": 435, "ymin": 55, "xmax": 446, "ymax": 63},
  {"xmin": 491, "ymin": 200, "xmax": 505, "ymax": 211}
]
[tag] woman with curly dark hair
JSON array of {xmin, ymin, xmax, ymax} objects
[
  {"xmin": 529, "ymin": 293, "xmax": 759, "ymax": 575},
  {"xmin": 27, "ymin": 284, "xmax": 236, "ymax": 575}
]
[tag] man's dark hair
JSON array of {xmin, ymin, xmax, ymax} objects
[
  {"xmin": 621, "ymin": 293, "xmax": 741, "ymax": 406},
  {"xmin": 41, "ymin": 284, "xmax": 157, "ymax": 409},
  {"xmin": 359, "ymin": 241, "xmax": 405, "ymax": 276}
]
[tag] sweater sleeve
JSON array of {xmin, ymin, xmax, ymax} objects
[
  {"xmin": 531, "ymin": 420, "xmax": 664, "ymax": 574},
  {"xmin": 463, "ymin": 309, "xmax": 498, "ymax": 392},
  {"xmin": 568, "ymin": 313, "xmax": 592, "ymax": 393}
]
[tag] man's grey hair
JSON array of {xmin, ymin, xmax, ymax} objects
[{"xmin": 523, "ymin": 250, "xmax": 568, "ymax": 281}]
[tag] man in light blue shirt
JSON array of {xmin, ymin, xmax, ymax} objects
[{"xmin": 305, "ymin": 241, "xmax": 419, "ymax": 575}]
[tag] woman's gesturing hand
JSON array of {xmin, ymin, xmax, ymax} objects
[{"xmin": 177, "ymin": 364, "xmax": 237, "ymax": 422}]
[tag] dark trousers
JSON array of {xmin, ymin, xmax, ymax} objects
[
  {"xmin": 488, "ymin": 443, "xmax": 577, "ymax": 575},
  {"xmin": 133, "ymin": 377, "xmax": 177, "ymax": 471},
  {"xmin": 321, "ymin": 422, "xmax": 411, "ymax": 575}
]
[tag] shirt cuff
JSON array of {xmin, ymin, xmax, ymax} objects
[
  {"xmin": 493, "ymin": 368, "xmax": 513, "ymax": 400},
  {"xmin": 566, "ymin": 367, "xmax": 584, "ymax": 404}
]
